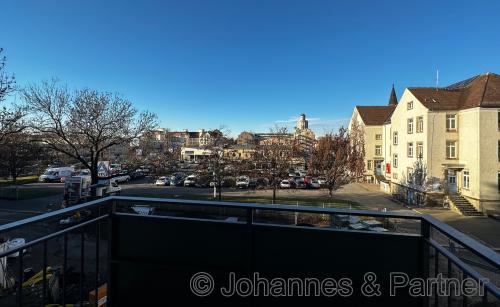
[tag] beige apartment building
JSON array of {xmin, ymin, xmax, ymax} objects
[
  {"xmin": 355, "ymin": 72, "xmax": 500, "ymax": 214},
  {"xmin": 349, "ymin": 86, "xmax": 397, "ymax": 183}
]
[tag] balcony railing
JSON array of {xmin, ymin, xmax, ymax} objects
[{"xmin": 0, "ymin": 196, "xmax": 498, "ymax": 306}]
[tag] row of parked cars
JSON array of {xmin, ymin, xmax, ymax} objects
[
  {"xmin": 155, "ymin": 172, "xmax": 327, "ymax": 190},
  {"xmin": 38, "ymin": 166, "xmax": 147, "ymax": 183}
]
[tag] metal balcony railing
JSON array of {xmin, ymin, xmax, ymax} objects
[{"xmin": 0, "ymin": 196, "xmax": 498, "ymax": 306}]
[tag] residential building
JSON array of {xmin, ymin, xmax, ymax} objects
[
  {"xmin": 348, "ymin": 86, "xmax": 397, "ymax": 183},
  {"xmin": 360, "ymin": 72, "xmax": 500, "ymax": 213}
]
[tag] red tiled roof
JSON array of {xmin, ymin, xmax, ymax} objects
[
  {"xmin": 355, "ymin": 105, "xmax": 396, "ymax": 125},
  {"xmin": 408, "ymin": 73, "xmax": 500, "ymax": 110}
]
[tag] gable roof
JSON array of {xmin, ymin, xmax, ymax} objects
[
  {"xmin": 355, "ymin": 105, "xmax": 396, "ymax": 126},
  {"xmin": 408, "ymin": 72, "xmax": 500, "ymax": 111}
]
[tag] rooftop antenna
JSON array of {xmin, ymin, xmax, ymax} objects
[{"xmin": 435, "ymin": 69, "xmax": 439, "ymax": 90}]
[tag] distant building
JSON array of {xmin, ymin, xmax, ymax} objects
[
  {"xmin": 293, "ymin": 113, "xmax": 316, "ymax": 158},
  {"xmin": 236, "ymin": 131, "xmax": 258, "ymax": 146}
]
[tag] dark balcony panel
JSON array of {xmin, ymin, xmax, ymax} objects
[{"xmin": 109, "ymin": 213, "xmax": 422, "ymax": 306}]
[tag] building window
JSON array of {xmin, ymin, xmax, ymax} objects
[
  {"xmin": 498, "ymin": 112, "xmax": 500, "ymax": 131},
  {"xmin": 393, "ymin": 172, "xmax": 398, "ymax": 179},
  {"xmin": 407, "ymin": 118, "xmax": 414, "ymax": 134},
  {"xmin": 407, "ymin": 142, "xmax": 414, "ymax": 157},
  {"xmin": 446, "ymin": 141, "xmax": 457, "ymax": 159},
  {"xmin": 375, "ymin": 145, "xmax": 382, "ymax": 156},
  {"xmin": 407, "ymin": 101, "xmax": 413, "ymax": 110},
  {"xmin": 367, "ymin": 160, "xmax": 372, "ymax": 170},
  {"xmin": 463, "ymin": 171, "xmax": 470, "ymax": 190},
  {"xmin": 446, "ymin": 114, "xmax": 456, "ymax": 131},
  {"xmin": 416, "ymin": 142, "xmax": 423, "ymax": 158},
  {"xmin": 498, "ymin": 141, "xmax": 500, "ymax": 161},
  {"xmin": 393, "ymin": 131, "xmax": 398, "ymax": 145},
  {"xmin": 498, "ymin": 172, "xmax": 500, "ymax": 192},
  {"xmin": 416, "ymin": 116, "xmax": 424, "ymax": 133},
  {"xmin": 375, "ymin": 134, "xmax": 382, "ymax": 140},
  {"xmin": 393, "ymin": 154, "xmax": 398, "ymax": 168}
]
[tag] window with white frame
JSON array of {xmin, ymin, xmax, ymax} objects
[
  {"xmin": 446, "ymin": 114, "xmax": 456, "ymax": 131},
  {"xmin": 393, "ymin": 131, "xmax": 398, "ymax": 145},
  {"xmin": 407, "ymin": 142, "xmax": 414, "ymax": 157},
  {"xmin": 393, "ymin": 154, "xmax": 398, "ymax": 168},
  {"xmin": 367, "ymin": 160, "xmax": 372, "ymax": 170},
  {"xmin": 375, "ymin": 134, "xmax": 382, "ymax": 140},
  {"xmin": 416, "ymin": 116, "xmax": 424, "ymax": 133},
  {"xmin": 375, "ymin": 145, "xmax": 382, "ymax": 156},
  {"xmin": 446, "ymin": 141, "xmax": 457, "ymax": 159},
  {"xmin": 463, "ymin": 171, "xmax": 470, "ymax": 189},
  {"xmin": 407, "ymin": 118, "xmax": 414, "ymax": 134},
  {"xmin": 407, "ymin": 101, "xmax": 413, "ymax": 110},
  {"xmin": 416, "ymin": 142, "xmax": 423, "ymax": 158}
]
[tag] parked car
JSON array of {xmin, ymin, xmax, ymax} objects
[
  {"xmin": 130, "ymin": 170, "xmax": 145, "ymax": 180},
  {"xmin": 155, "ymin": 176, "xmax": 170, "ymax": 186},
  {"xmin": 280, "ymin": 179, "xmax": 293, "ymax": 189},
  {"xmin": 307, "ymin": 178, "xmax": 320, "ymax": 189},
  {"xmin": 170, "ymin": 174, "xmax": 185, "ymax": 186},
  {"xmin": 236, "ymin": 176, "xmax": 250, "ymax": 189},
  {"xmin": 318, "ymin": 177, "xmax": 327, "ymax": 187},
  {"xmin": 114, "ymin": 174, "xmax": 131, "ymax": 183},
  {"xmin": 184, "ymin": 175, "xmax": 197, "ymax": 187},
  {"xmin": 293, "ymin": 176, "xmax": 306, "ymax": 189},
  {"xmin": 39, "ymin": 167, "xmax": 74, "ymax": 182}
]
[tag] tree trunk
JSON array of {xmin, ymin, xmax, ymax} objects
[
  {"xmin": 218, "ymin": 182, "xmax": 222, "ymax": 201},
  {"xmin": 272, "ymin": 185, "xmax": 276, "ymax": 204}
]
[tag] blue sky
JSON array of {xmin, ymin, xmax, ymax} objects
[{"xmin": 1, "ymin": 0, "xmax": 499, "ymax": 136}]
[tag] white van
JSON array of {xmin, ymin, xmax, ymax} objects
[{"xmin": 39, "ymin": 167, "xmax": 74, "ymax": 182}]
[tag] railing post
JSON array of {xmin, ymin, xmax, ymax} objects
[
  {"xmin": 107, "ymin": 198, "xmax": 116, "ymax": 306},
  {"xmin": 246, "ymin": 208, "xmax": 254, "ymax": 273},
  {"xmin": 421, "ymin": 218, "xmax": 431, "ymax": 307}
]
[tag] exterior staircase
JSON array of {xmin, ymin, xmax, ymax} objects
[{"xmin": 448, "ymin": 195, "xmax": 484, "ymax": 216}]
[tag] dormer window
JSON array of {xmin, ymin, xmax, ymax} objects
[{"xmin": 407, "ymin": 101, "xmax": 413, "ymax": 110}]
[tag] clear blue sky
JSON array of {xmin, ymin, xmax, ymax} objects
[{"xmin": 2, "ymin": 0, "xmax": 499, "ymax": 136}]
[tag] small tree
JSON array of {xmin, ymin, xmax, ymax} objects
[
  {"xmin": 349, "ymin": 119, "xmax": 366, "ymax": 181},
  {"xmin": 309, "ymin": 128, "xmax": 358, "ymax": 197},
  {"xmin": 22, "ymin": 80, "xmax": 158, "ymax": 186},
  {"xmin": 254, "ymin": 126, "xmax": 293, "ymax": 203},
  {"xmin": 407, "ymin": 156, "xmax": 428, "ymax": 191}
]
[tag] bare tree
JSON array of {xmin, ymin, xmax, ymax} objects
[
  {"xmin": 348, "ymin": 118, "xmax": 366, "ymax": 181},
  {"xmin": 202, "ymin": 128, "xmax": 231, "ymax": 200},
  {"xmin": 254, "ymin": 126, "xmax": 293, "ymax": 203},
  {"xmin": 309, "ymin": 127, "xmax": 358, "ymax": 197},
  {"xmin": 22, "ymin": 80, "xmax": 158, "ymax": 186},
  {"xmin": 0, "ymin": 48, "xmax": 15, "ymax": 102},
  {"xmin": 0, "ymin": 48, "xmax": 24, "ymax": 142}
]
